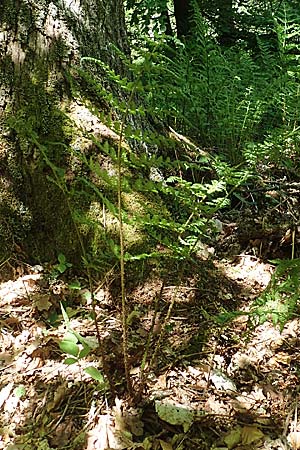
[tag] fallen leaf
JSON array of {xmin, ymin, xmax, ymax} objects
[
  {"xmin": 233, "ymin": 393, "xmax": 256, "ymax": 412},
  {"xmin": 49, "ymin": 421, "xmax": 74, "ymax": 447},
  {"xmin": 124, "ymin": 411, "xmax": 144, "ymax": 436},
  {"xmin": 114, "ymin": 397, "xmax": 127, "ymax": 433},
  {"xmin": 205, "ymin": 396, "xmax": 229, "ymax": 415},
  {"xmin": 34, "ymin": 294, "xmax": 52, "ymax": 311},
  {"xmin": 155, "ymin": 400, "xmax": 194, "ymax": 432},
  {"xmin": 289, "ymin": 431, "xmax": 300, "ymax": 449},
  {"xmin": 87, "ymin": 416, "xmax": 109, "ymax": 450},
  {"xmin": 209, "ymin": 370, "xmax": 237, "ymax": 392},
  {"xmin": 47, "ymin": 383, "xmax": 67, "ymax": 411},
  {"xmin": 0, "ymin": 383, "xmax": 14, "ymax": 408}
]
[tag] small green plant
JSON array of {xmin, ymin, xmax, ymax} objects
[
  {"xmin": 216, "ymin": 259, "xmax": 300, "ymax": 331},
  {"xmin": 59, "ymin": 303, "xmax": 106, "ymax": 386},
  {"xmin": 50, "ymin": 253, "xmax": 73, "ymax": 280},
  {"xmin": 251, "ymin": 258, "xmax": 300, "ymax": 330}
]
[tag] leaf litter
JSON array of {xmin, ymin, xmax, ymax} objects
[{"xmin": 0, "ymin": 232, "xmax": 300, "ymax": 449}]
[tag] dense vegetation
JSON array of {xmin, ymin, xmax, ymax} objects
[
  {"xmin": 1, "ymin": 1, "xmax": 300, "ymax": 448},
  {"xmin": 21, "ymin": 0, "xmax": 299, "ymax": 396}
]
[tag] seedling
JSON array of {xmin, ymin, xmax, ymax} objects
[
  {"xmin": 59, "ymin": 303, "xmax": 106, "ymax": 386},
  {"xmin": 54, "ymin": 253, "xmax": 72, "ymax": 274}
]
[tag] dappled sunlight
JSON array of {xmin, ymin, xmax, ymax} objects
[
  {"xmin": 1, "ymin": 0, "xmax": 300, "ymax": 448},
  {"xmin": 221, "ymin": 254, "xmax": 273, "ymax": 289}
]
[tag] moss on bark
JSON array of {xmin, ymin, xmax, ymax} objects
[{"xmin": 0, "ymin": 0, "xmax": 129, "ymax": 265}]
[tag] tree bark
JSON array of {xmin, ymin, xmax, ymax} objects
[
  {"xmin": 174, "ymin": 0, "xmax": 193, "ymax": 39},
  {"xmin": 0, "ymin": 0, "xmax": 129, "ymax": 262},
  {"xmin": 217, "ymin": 0, "xmax": 236, "ymax": 47}
]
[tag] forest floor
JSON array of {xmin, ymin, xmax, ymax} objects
[{"xmin": 1, "ymin": 179, "xmax": 300, "ymax": 450}]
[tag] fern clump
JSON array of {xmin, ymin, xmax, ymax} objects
[{"xmin": 252, "ymin": 258, "xmax": 300, "ymax": 330}]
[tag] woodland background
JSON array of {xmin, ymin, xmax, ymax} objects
[{"xmin": 0, "ymin": 1, "xmax": 300, "ymax": 449}]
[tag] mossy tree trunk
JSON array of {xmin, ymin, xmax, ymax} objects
[{"xmin": 0, "ymin": 0, "xmax": 129, "ymax": 263}]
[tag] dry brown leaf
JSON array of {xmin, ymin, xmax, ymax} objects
[
  {"xmin": 114, "ymin": 397, "xmax": 127, "ymax": 433},
  {"xmin": 25, "ymin": 356, "xmax": 44, "ymax": 371},
  {"xmin": 289, "ymin": 431, "xmax": 300, "ymax": 449},
  {"xmin": 232, "ymin": 393, "xmax": 256, "ymax": 412},
  {"xmin": 250, "ymin": 387, "xmax": 266, "ymax": 402},
  {"xmin": 87, "ymin": 414, "xmax": 132, "ymax": 450},
  {"xmin": 0, "ymin": 352, "xmax": 13, "ymax": 364},
  {"xmin": 0, "ymin": 383, "xmax": 14, "ymax": 409},
  {"xmin": 49, "ymin": 421, "xmax": 74, "ymax": 447},
  {"xmin": 273, "ymin": 352, "xmax": 292, "ymax": 365},
  {"xmin": 157, "ymin": 373, "xmax": 167, "ymax": 389},
  {"xmin": 124, "ymin": 412, "xmax": 144, "ymax": 437},
  {"xmin": 87, "ymin": 417, "xmax": 109, "ymax": 450},
  {"xmin": 34, "ymin": 294, "xmax": 52, "ymax": 311},
  {"xmin": 47, "ymin": 383, "xmax": 67, "ymax": 411},
  {"xmin": 205, "ymin": 396, "xmax": 229, "ymax": 415}
]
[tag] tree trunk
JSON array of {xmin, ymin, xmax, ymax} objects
[
  {"xmin": 174, "ymin": 0, "xmax": 193, "ymax": 39},
  {"xmin": 217, "ymin": 0, "xmax": 236, "ymax": 47},
  {"xmin": 0, "ymin": 0, "xmax": 129, "ymax": 263}
]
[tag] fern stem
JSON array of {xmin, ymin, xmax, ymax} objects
[
  {"xmin": 149, "ymin": 283, "xmax": 180, "ymax": 369},
  {"xmin": 36, "ymin": 140, "xmax": 115, "ymax": 395},
  {"xmin": 117, "ymin": 90, "xmax": 136, "ymax": 397}
]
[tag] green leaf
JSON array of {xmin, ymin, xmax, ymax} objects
[
  {"xmin": 58, "ymin": 253, "xmax": 66, "ymax": 264},
  {"xmin": 64, "ymin": 357, "xmax": 78, "ymax": 365},
  {"xmin": 78, "ymin": 344, "xmax": 91, "ymax": 359},
  {"xmin": 69, "ymin": 280, "xmax": 82, "ymax": 290},
  {"xmin": 82, "ymin": 290, "xmax": 92, "ymax": 303},
  {"xmin": 60, "ymin": 303, "xmax": 70, "ymax": 327},
  {"xmin": 84, "ymin": 366, "xmax": 104, "ymax": 382},
  {"xmin": 64, "ymin": 332, "xmax": 78, "ymax": 343},
  {"xmin": 57, "ymin": 263, "xmax": 67, "ymax": 274},
  {"xmin": 59, "ymin": 340, "xmax": 80, "ymax": 357},
  {"xmin": 73, "ymin": 330, "xmax": 94, "ymax": 349},
  {"xmin": 14, "ymin": 385, "xmax": 26, "ymax": 398}
]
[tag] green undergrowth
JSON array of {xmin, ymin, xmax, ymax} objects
[
  {"xmin": 127, "ymin": 2, "xmax": 300, "ymax": 171},
  {"xmin": 4, "ymin": 2, "xmax": 300, "ymax": 397},
  {"xmin": 217, "ymin": 258, "xmax": 300, "ymax": 332},
  {"xmin": 252, "ymin": 258, "xmax": 300, "ymax": 330}
]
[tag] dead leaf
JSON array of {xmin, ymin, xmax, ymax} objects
[
  {"xmin": 124, "ymin": 412, "xmax": 144, "ymax": 437},
  {"xmin": 273, "ymin": 352, "xmax": 292, "ymax": 365},
  {"xmin": 23, "ymin": 275, "xmax": 38, "ymax": 288},
  {"xmin": 25, "ymin": 356, "xmax": 44, "ymax": 371},
  {"xmin": 232, "ymin": 393, "xmax": 256, "ymax": 412},
  {"xmin": 157, "ymin": 373, "xmax": 167, "ymax": 389},
  {"xmin": 155, "ymin": 400, "xmax": 194, "ymax": 432},
  {"xmin": 205, "ymin": 396, "xmax": 229, "ymax": 415},
  {"xmin": 47, "ymin": 383, "xmax": 67, "ymax": 411},
  {"xmin": 34, "ymin": 294, "xmax": 52, "ymax": 311},
  {"xmin": 241, "ymin": 426, "xmax": 264, "ymax": 445},
  {"xmin": 209, "ymin": 370, "xmax": 237, "ymax": 392},
  {"xmin": 289, "ymin": 431, "xmax": 300, "ymax": 449},
  {"xmin": 0, "ymin": 383, "xmax": 14, "ymax": 408},
  {"xmin": 114, "ymin": 397, "xmax": 127, "ymax": 433},
  {"xmin": 87, "ymin": 416, "xmax": 109, "ymax": 450},
  {"xmin": 87, "ymin": 414, "xmax": 133, "ymax": 450},
  {"xmin": 0, "ymin": 352, "xmax": 13, "ymax": 364},
  {"xmin": 49, "ymin": 421, "xmax": 74, "ymax": 447}
]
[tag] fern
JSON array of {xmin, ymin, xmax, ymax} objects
[{"xmin": 251, "ymin": 259, "xmax": 300, "ymax": 330}]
